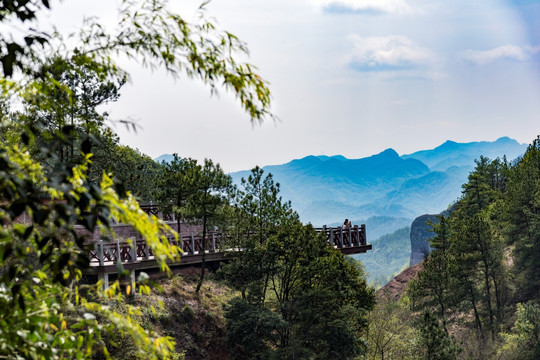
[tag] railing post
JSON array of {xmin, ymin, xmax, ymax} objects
[
  {"xmin": 354, "ymin": 225, "xmax": 359, "ymax": 246},
  {"xmin": 129, "ymin": 238, "xmax": 136, "ymax": 262},
  {"xmin": 322, "ymin": 225, "xmax": 327, "ymax": 243},
  {"xmin": 211, "ymin": 232, "xmax": 216, "ymax": 252},
  {"xmin": 130, "ymin": 270, "xmax": 136, "ymax": 294},
  {"xmin": 178, "ymin": 233, "xmax": 183, "ymax": 252},
  {"xmin": 143, "ymin": 240, "xmax": 150, "ymax": 260},
  {"xmin": 116, "ymin": 239, "xmax": 121, "ymax": 263},
  {"xmin": 190, "ymin": 234, "xmax": 195, "ymax": 255},
  {"xmin": 361, "ymin": 224, "xmax": 366, "ymax": 245},
  {"xmin": 98, "ymin": 240, "xmax": 104, "ymax": 266},
  {"xmin": 329, "ymin": 228, "xmax": 335, "ymax": 246},
  {"xmin": 339, "ymin": 227, "xmax": 344, "ymax": 248},
  {"xmin": 98, "ymin": 273, "xmax": 109, "ymax": 290},
  {"xmin": 221, "ymin": 232, "xmax": 225, "ymax": 251},
  {"xmin": 347, "ymin": 227, "xmax": 352, "ymax": 247}
]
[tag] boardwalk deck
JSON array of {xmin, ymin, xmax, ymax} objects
[
  {"xmin": 81, "ymin": 205, "xmax": 371, "ymax": 284},
  {"xmin": 83, "ymin": 224, "xmax": 371, "ymax": 280}
]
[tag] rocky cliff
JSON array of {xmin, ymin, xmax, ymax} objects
[
  {"xmin": 409, "ymin": 214, "xmax": 439, "ymax": 266},
  {"xmin": 377, "ymin": 262, "xmax": 424, "ymax": 301}
]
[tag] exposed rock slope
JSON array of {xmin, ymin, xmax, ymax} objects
[{"xmin": 377, "ymin": 262, "xmax": 424, "ymax": 301}]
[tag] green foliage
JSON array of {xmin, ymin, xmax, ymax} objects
[
  {"xmin": 222, "ymin": 166, "xmax": 297, "ymax": 300},
  {"xmin": 156, "ymin": 154, "xmax": 198, "ymax": 220},
  {"xmin": 183, "ymin": 159, "xmax": 232, "ymax": 227},
  {"xmin": 224, "ymin": 297, "xmax": 286, "ymax": 359},
  {"xmin": 418, "ymin": 310, "xmax": 461, "ymax": 360},
  {"xmin": 429, "ymin": 215, "xmax": 451, "ymax": 251},
  {"xmin": 0, "ymin": 0, "xmax": 275, "ymax": 358},
  {"xmin": 409, "ymin": 154, "xmax": 514, "ymax": 343},
  {"xmin": 184, "ymin": 159, "xmax": 232, "ymax": 292},
  {"xmin": 456, "ymin": 156, "xmax": 505, "ymax": 218},
  {"xmin": 0, "ymin": 0, "xmax": 51, "ymax": 76},
  {"xmin": 503, "ymin": 137, "xmax": 540, "ymax": 300},
  {"xmin": 366, "ymin": 300, "xmax": 421, "ymax": 360},
  {"xmin": 357, "ymin": 226, "xmax": 411, "ymax": 287},
  {"xmin": 499, "ymin": 301, "xmax": 540, "ymax": 359},
  {"xmin": 100, "ymin": 143, "xmax": 163, "ymax": 202},
  {"xmin": 2, "ymin": 0, "xmax": 273, "ymax": 122},
  {"xmin": 406, "ymin": 136, "xmax": 540, "ymax": 359},
  {"xmin": 0, "ymin": 137, "xmax": 181, "ymax": 359},
  {"xmin": 222, "ymin": 168, "xmax": 375, "ymax": 359},
  {"xmin": 409, "ymin": 250, "xmax": 455, "ymax": 325},
  {"xmin": 155, "ymin": 155, "xmax": 232, "ymax": 292}
]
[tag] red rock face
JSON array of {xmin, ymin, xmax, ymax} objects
[{"xmin": 377, "ymin": 262, "xmax": 424, "ymax": 301}]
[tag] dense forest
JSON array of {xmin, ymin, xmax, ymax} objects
[
  {"xmin": 1, "ymin": 1, "xmax": 539, "ymax": 359},
  {"xmin": 373, "ymin": 139, "xmax": 540, "ymax": 360}
]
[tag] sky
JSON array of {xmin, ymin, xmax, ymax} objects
[{"xmin": 46, "ymin": 0, "xmax": 540, "ymax": 172}]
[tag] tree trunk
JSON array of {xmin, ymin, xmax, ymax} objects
[
  {"xmin": 491, "ymin": 268, "xmax": 503, "ymax": 321},
  {"xmin": 469, "ymin": 283, "xmax": 485, "ymax": 343},
  {"xmin": 196, "ymin": 215, "xmax": 207, "ymax": 293},
  {"xmin": 478, "ymin": 231, "xmax": 495, "ymax": 340}
]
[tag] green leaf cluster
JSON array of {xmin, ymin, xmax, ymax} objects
[
  {"xmin": 221, "ymin": 168, "xmax": 375, "ymax": 359},
  {"xmin": 0, "ymin": 135, "xmax": 182, "ymax": 358}
]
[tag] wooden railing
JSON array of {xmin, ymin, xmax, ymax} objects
[
  {"xmin": 315, "ymin": 224, "xmax": 367, "ymax": 248},
  {"xmin": 86, "ymin": 225, "xmax": 368, "ymax": 267},
  {"xmin": 87, "ymin": 232, "xmax": 226, "ymax": 266}
]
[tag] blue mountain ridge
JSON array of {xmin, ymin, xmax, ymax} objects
[
  {"xmin": 227, "ymin": 137, "xmax": 527, "ymax": 228},
  {"xmin": 155, "ymin": 137, "xmax": 527, "ymax": 231},
  {"xmin": 402, "ymin": 137, "xmax": 525, "ymax": 171}
]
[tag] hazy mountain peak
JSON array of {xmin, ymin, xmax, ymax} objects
[
  {"xmin": 402, "ymin": 137, "xmax": 526, "ymax": 170},
  {"xmin": 289, "ymin": 155, "xmax": 324, "ymax": 166},
  {"xmin": 374, "ymin": 148, "xmax": 399, "ymax": 159},
  {"xmin": 155, "ymin": 153, "xmax": 174, "ymax": 163},
  {"xmin": 301, "ymin": 155, "xmax": 349, "ymax": 162},
  {"xmin": 495, "ymin": 136, "xmax": 519, "ymax": 144},
  {"xmin": 440, "ymin": 140, "xmax": 457, "ymax": 147}
]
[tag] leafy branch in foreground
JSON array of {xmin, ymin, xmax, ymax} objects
[
  {"xmin": 0, "ymin": 131, "xmax": 182, "ymax": 358},
  {"xmin": 0, "ymin": 1, "xmax": 277, "ymax": 357},
  {"xmin": 2, "ymin": 0, "xmax": 274, "ymax": 123}
]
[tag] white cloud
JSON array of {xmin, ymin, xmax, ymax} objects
[
  {"xmin": 347, "ymin": 35, "xmax": 439, "ymax": 71},
  {"xmin": 458, "ymin": 44, "xmax": 540, "ymax": 65},
  {"xmin": 314, "ymin": 0, "xmax": 414, "ymax": 14}
]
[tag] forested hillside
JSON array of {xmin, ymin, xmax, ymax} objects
[
  {"xmin": 1, "ymin": 3, "xmax": 537, "ymax": 359},
  {"xmin": 371, "ymin": 137, "xmax": 540, "ymax": 360},
  {"xmin": 355, "ymin": 227, "xmax": 411, "ymax": 287}
]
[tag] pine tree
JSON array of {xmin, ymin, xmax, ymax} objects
[{"xmin": 418, "ymin": 310, "xmax": 461, "ymax": 360}]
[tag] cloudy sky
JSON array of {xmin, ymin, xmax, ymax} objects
[{"xmin": 49, "ymin": 0, "xmax": 540, "ymax": 171}]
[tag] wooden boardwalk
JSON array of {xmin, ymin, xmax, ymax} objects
[
  {"xmin": 82, "ymin": 205, "xmax": 371, "ymax": 285},
  {"xmin": 83, "ymin": 224, "xmax": 371, "ymax": 285}
]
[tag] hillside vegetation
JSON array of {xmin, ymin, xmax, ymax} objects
[
  {"xmin": 370, "ymin": 137, "xmax": 540, "ymax": 360},
  {"xmin": 355, "ymin": 226, "xmax": 412, "ymax": 287}
]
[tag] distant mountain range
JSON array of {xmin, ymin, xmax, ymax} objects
[
  {"xmin": 229, "ymin": 137, "xmax": 527, "ymax": 228},
  {"xmin": 155, "ymin": 137, "xmax": 527, "ymax": 238},
  {"xmin": 401, "ymin": 137, "xmax": 525, "ymax": 171}
]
